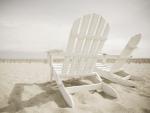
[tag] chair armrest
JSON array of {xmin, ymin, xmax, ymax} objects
[
  {"xmin": 47, "ymin": 49, "xmax": 64, "ymax": 56},
  {"xmin": 101, "ymin": 53, "xmax": 119, "ymax": 59},
  {"xmin": 47, "ymin": 49, "xmax": 65, "ymax": 63},
  {"xmin": 47, "ymin": 49, "xmax": 65, "ymax": 81}
]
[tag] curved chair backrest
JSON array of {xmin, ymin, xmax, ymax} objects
[
  {"xmin": 62, "ymin": 14, "xmax": 110, "ymax": 76},
  {"xmin": 111, "ymin": 34, "xmax": 141, "ymax": 72}
]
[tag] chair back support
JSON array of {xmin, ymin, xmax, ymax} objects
[
  {"xmin": 111, "ymin": 34, "xmax": 141, "ymax": 72},
  {"xmin": 62, "ymin": 14, "xmax": 109, "ymax": 76}
]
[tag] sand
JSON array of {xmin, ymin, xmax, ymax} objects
[{"xmin": 0, "ymin": 62, "xmax": 150, "ymax": 113}]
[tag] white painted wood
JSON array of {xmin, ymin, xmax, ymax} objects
[
  {"xmin": 58, "ymin": 84, "xmax": 75, "ymax": 107},
  {"xmin": 81, "ymin": 14, "xmax": 99, "ymax": 74},
  {"xmin": 62, "ymin": 14, "xmax": 109, "ymax": 76},
  {"xmin": 81, "ymin": 15, "xmax": 109, "ymax": 74},
  {"xmin": 102, "ymin": 83, "xmax": 118, "ymax": 98},
  {"xmin": 67, "ymin": 83, "xmax": 102, "ymax": 94},
  {"xmin": 85, "ymin": 21, "xmax": 109, "ymax": 73},
  {"xmin": 47, "ymin": 52, "xmax": 53, "ymax": 81},
  {"xmin": 69, "ymin": 14, "xmax": 91, "ymax": 75},
  {"xmin": 62, "ymin": 18, "xmax": 80, "ymax": 75},
  {"xmin": 52, "ymin": 66, "xmax": 75, "ymax": 107},
  {"xmin": 95, "ymin": 34, "xmax": 142, "ymax": 85},
  {"xmin": 111, "ymin": 34, "xmax": 141, "ymax": 73},
  {"xmin": 97, "ymin": 24, "xmax": 110, "ymax": 52},
  {"xmin": 96, "ymin": 68, "xmax": 136, "ymax": 87},
  {"xmin": 47, "ymin": 14, "xmax": 120, "ymax": 108},
  {"xmin": 95, "ymin": 72, "xmax": 103, "ymax": 82}
]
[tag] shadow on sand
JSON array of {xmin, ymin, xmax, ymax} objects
[
  {"xmin": 0, "ymin": 77, "xmax": 116, "ymax": 113},
  {"xmin": 0, "ymin": 81, "xmax": 69, "ymax": 113},
  {"xmin": 0, "ymin": 78, "xmax": 93, "ymax": 113}
]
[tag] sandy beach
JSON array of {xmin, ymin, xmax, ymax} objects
[{"xmin": 0, "ymin": 62, "xmax": 149, "ymax": 113}]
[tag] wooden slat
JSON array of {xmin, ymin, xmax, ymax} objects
[
  {"xmin": 66, "ymin": 19, "xmax": 81, "ymax": 54},
  {"xmin": 95, "ymin": 17, "xmax": 106, "ymax": 37},
  {"xmin": 67, "ymin": 83, "xmax": 102, "ymax": 93},
  {"xmin": 79, "ymin": 14, "xmax": 91, "ymax": 36},
  {"xmin": 69, "ymin": 14, "xmax": 91, "ymax": 75},
  {"xmin": 80, "ymin": 14, "xmax": 100, "ymax": 74},
  {"xmin": 97, "ymin": 24, "xmax": 110, "ymax": 52},
  {"xmin": 62, "ymin": 18, "xmax": 81, "ymax": 74},
  {"xmin": 87, "ymin": 14, "xmax": 99, "ymax": 37},
  {"xmin": 62, "ymin": 14, "xmax": 109, "ymax": 77},
  {"xmin": 83, "ymin": 16, "xmax": 109, "ymax": 73},
  {"xmin": 76, "ymin": 14, "xmax": 99, "ymax": 74}
]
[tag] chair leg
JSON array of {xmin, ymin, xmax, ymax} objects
[
  {"xmin": 52, "ymin": 67, "xmax": 75, "ymax": 108},
  {"xmin": 58, "ymin": 84, "xmax": 75, "ymax": 108},
  {"xmin": 50, "ymin": 69, "xmax": 53, "ymax": 81}
]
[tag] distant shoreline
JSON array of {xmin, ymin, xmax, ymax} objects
[{"xmin": 0, "ymin": 58, "xmax": 150, "ymax": 63}]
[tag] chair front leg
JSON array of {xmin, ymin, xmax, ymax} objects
[{"xmin": 47, "ymin": 52, "xmax": 54, "ymax": 81}]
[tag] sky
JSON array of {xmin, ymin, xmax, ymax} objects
[{"xmin": 0, "ymin": 0, "xmax": 150, "ymax": 58}]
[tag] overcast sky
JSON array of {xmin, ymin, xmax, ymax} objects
[{"xmin": 0, "ymin": 0, "xmax": 150, "ymax": 58}]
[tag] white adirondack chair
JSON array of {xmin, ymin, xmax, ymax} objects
[
  {"xmin": 96, "ymin": 34, "xmax": 141, "ymax": 87},
  {"xmin": 47, "ymin": 14, "xmax": 118, "ymax": 108}
]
